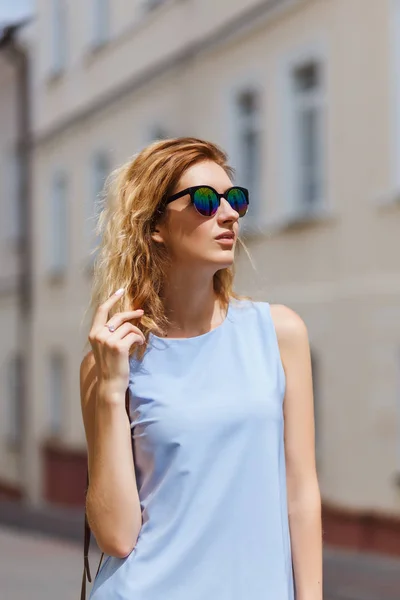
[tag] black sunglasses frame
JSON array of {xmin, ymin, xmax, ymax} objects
[{"xmin": 164, "ymin": 185, "xmax": 249, "ymax": 218}]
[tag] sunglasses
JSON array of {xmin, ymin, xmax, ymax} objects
[{"xmin": 163, "ymin": 185, "xmax": 249, "ymax": 218}]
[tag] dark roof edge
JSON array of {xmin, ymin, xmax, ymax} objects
[{"xmin": 0, "ymin": 17, "xmax": 32, "ymax": 48}]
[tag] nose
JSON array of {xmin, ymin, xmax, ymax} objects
[{"xmin": 217, "ymin": 197, "xmax": 239, "ymax": 221}]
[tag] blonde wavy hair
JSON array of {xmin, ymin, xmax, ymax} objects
[{"xmin": 82, "ymin": 137, "xmax": 253, "ymax": 361}]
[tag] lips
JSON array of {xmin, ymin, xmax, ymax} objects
[{"xmin": 215, "ymin": 232, "xmax": 235, "ymax": 240}]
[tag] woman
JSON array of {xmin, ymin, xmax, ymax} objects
[{"xmin": 80, "ymin": 137, "xmax": 322, "ymax": 600}]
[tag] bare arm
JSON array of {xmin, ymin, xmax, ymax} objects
[
  {"xmin": 80, "ymin": 350, "xmax": 142, "ymax": 558},
  {"xmin": 271, "ymin": 304, "xmax": 323, "ymax": 600}
]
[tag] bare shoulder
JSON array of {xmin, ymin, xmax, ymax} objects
[
  {"xmin": 268, "ymin": 303, "xmax": 309, "ymax": 350},
  {"xmin": 268, "ymin": 305, "xmax": 312, "ymax": 403}
]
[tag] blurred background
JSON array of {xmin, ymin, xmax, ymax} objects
[{"xmin": 1, "ymin": 0, "xmax": 400, "ymax": 598}]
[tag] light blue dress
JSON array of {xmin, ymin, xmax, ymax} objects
[{"xmin": 89, "ymin": 298, "xmax": 295, "ymax": 599}]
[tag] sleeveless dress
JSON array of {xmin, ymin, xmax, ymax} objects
[{"xmin": 89, "ymin": 298, "xmax": 295, "ymax": 600}]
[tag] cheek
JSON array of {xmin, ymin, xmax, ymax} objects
[{"xmin": 168, "ymin": 218, "xmax": 214, "ymax": 256}]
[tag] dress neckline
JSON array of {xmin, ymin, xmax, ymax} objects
[{"xmin": 149, "ymin": 299, "xmax": 233, "ymax": 344}]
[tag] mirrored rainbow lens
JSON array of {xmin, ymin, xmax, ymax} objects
[
  {"xmin": 193, "ymin": 187, "xmax": 219, "ymax": 216},
  {"xmin": 227, "ymin": 188, "xmax": 248, "ymax": 217}
]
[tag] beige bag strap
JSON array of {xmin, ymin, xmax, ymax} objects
[{"xmin": 80, "ymin": 388, "xmax": 131, "ymax": 600}]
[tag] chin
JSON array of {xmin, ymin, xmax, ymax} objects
[
  {"xmin": 194, "ymin": 248, "xmax": 235, "ymax": 270},
  {"xmin": 213, "ymin": 252, "xmax": 235, "ymax": 269}
]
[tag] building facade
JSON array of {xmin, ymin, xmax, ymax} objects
[
  {"xmin": 0, "ymin": 21, "xmax": 31, "ymax": 502},
  {"xmin": 1, "ymin": 0, "xmax": 400, "ymax": 555}
]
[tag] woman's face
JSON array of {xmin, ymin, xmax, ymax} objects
[{"xmin": 151, "ymin": 160, "xmax": 240, "ymax": 271}]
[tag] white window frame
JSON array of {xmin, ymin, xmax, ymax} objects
[
  {"xmin": 225, "ymin": 76, "xmax": 265, "ymax": 235},
  {"xmin": 279, "ymin": 39, "xmax": 328, "ymax": 222},
  {"xmin": 50, "ymin": 0, "xmax": 67, "ymax": 75},
  {"xmin": 47, "ymin": 352, "xmax": 65, "ymax": 437},
  {"xmin": 48, "ymin": 170, "xmax": 68, "ymax": 276},
  {"xmin": 90, "ymin": 0, "xmax": 109, "ymax": 48}
]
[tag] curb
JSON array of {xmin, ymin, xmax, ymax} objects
[{"xmin": 0, "ymin": 500, "xmax": 86, "ymax": 546}]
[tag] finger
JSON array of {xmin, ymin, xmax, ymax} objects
[
  {"xmin": 91, "ymin": 288, "xmax": 126, "ymax": 329},
  {"xmin": 105, "ymin": 322, "xmax": 146, "ymax": 344},
  {"xmin": 92, "ymin": 310, "xmax": 144, "ymax": 342},
  {"xmin": 105, "ymin": 310, "xmax": 144, "ymax": 332},
  {"xmin": 88, "ymin": 309, "xmax": 143, "ymax": 343},
  {"xmin": 120, "ymin": 331, "xmax": 146, "ymax": 348}
]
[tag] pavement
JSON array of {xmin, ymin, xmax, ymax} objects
[
  {"xmin": 1, "ymin": 500, "xmax": 400, "ymax": 599},
  {"xmin": 0, "ymin": 525, "xmax": 97, "ymax": 600},
  {"xmin": 323, "ymin": 546, "xmax": 400, "ymax": 600},
  {"xmin": 1, "ymin": 525, "xmax": 400, "ymax": 600}
]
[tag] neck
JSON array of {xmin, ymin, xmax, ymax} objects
[{"xmin": 160, "ymin": 271, "xmax": 226, "ymax": 338}]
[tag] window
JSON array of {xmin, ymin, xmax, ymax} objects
[
  {"xmin": 392, "ymin": 0, "xmax": 400, "ymax": 188},
  {"xmin": 310, "ymin": 349, "xmax": 321, "ymax": 469},
  {"xmin": 3, "ymin": 146, "xmax": 21, "ymax": 246},
  {"xmin": 91, "ymin": 0, "xmax": 109, "ymax": 48},
  {"xmin": 50, "ymin": 0, "xmax": 67, "ymax": 75},
  {"xmin": 140, "ymin": 125, "xmax": 171, "ymax": 151},
  {"xmin": 47, "ymin": 353, "xmax": 65, "ymax": 437},
  {"xmin": 142, "ymin": 0, "xmax": 168, "ymax": 11},
  {"xmin": 86, "ymin": 152, "xmax": 109, "ymax": 262},
  {"xmin": 6, "ymin": 354, "xmax": 24, "ymax": 449},
  {"xmin": 149, "ymin": 125, "xmax": 170, "ymax": 141},
  {"xmin": 48, "ymin": 172, "xmax": 68, "ymax": 276},
  {"xmin": 291, "ymin": 62, "xmax": 324, "ymax": 211},
  {"xmin": 281, "ymin": 46, "xmax": 326, "ymax": 218},
  {"xmin": 397, "ymin": 348, "xmax": 400, "ymax": 476},
  {"xmin": 234, "ymin": 88, "xmax": 262, "ymax": 222}
]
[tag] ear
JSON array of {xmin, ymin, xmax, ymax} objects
[{"xmin": 151, "ymin": 225, "xmax": 165, "ymax": 245}]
